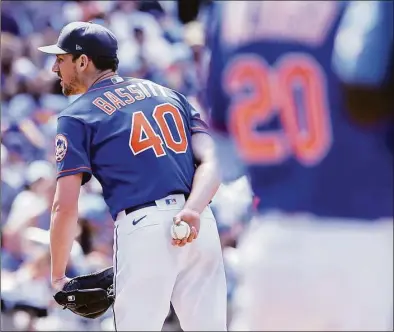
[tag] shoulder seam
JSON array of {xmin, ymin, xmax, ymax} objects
[{"xmin": 57, "ymin": 114, "xmax": 89, "ymax": 126}]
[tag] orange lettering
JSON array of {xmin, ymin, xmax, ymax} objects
[
  {"xmin": 144, "ymin": 81, "xmax": 158, "ymax": 96},
  {"xmin": 129, "ymin": 111, "xmax": 165, "ymax": 157},
  {"xmin": 103, "ymin": 91, "xmax": 126, "ymax": 109},
  {"xmin": 129, "ymin": 104, "xmax": 188, "ymax": 157},
  {"xmin": 138, "ymin": 82, "xmax": 151, "ymax": 98},
  {"xmin": 92, "ymin": 97, "xmax": 117, "ymax": 115},
  {"xmin": 114, "ymin": 88, "xmax": 135, "ymax": 104},
  {"xmin": 225, "ymin": 56, "xmax": 287, "ymax": 163},
  {"xmin": 126, "ymin": 84, "xmax": 145, "ymax": 101},
  {"xmin": 153, "ymin": 103, "xmax": 188, "ymax": 154}
]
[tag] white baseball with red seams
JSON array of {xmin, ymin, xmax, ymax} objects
[{"xmin": 171, "ymin": 221, "xmax": 191, "ymax": 239}]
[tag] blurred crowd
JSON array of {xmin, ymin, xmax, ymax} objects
[{"xmin": 1, "ymin": 1, "xmax": 252, "ymax": 331}]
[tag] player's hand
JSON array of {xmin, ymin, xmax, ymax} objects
[
  {"xmin": 172, "ymin": 208, "xmax": 200, "ymax": 247},
  {"xmin": 52, "ymin": 276, "xmax": 71, "ymax": 292}
]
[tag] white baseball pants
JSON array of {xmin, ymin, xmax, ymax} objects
[
  {"xmin": 113, "ymin": 194, "xmax": 228, "ymax": 331},
  {"xmin": 230, "ymin": 212, "xmax": 393, "ymax": 331}
]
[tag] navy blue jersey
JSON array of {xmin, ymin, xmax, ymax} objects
[
  {"xmin": 55, "ymin": 76, "xmax": 209, "ymax": 220},
  {"xmin": 207, "ymin": 1, "xmax": 393, "ymax": 220}
]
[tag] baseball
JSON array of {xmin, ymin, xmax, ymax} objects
[{"xmin": 171, "ymin": 221, "xmax": 191, "ymax": 240}]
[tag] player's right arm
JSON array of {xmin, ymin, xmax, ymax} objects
[{"xmin": 50, "ymin": 116, "xmax": 92, "ymax": 284}]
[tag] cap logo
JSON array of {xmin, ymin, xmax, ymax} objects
[{"xmin": 76, "ymin": 44, "xmax": 82, "ymax": 51}]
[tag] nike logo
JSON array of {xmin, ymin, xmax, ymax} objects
[{"xmin": 132, "ymin": 215, "xmax": 147, "ymax": 225}]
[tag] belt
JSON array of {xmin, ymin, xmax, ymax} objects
[
  {"xmin": 124, "ymin": 193, "xmax": 190, "ymax": 216},
  {"xmin": 125, "ymin": 201, "xmax": 156, "ymax": 215}
]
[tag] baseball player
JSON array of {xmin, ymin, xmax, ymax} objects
[
  {"xmin": 38, "ymin": 21, "xmax": 227, "ymax": 331},
  {"xmin": 207, "ymin": 1, "xmax": 393, "ymax": 331}
]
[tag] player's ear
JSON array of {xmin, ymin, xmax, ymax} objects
[{"xmin": 78, "ymin": 54, "xmax": 89, "ymax": 71}]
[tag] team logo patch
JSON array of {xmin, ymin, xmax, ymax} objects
[{"xmin": 55, "ymin": 134, "xmax": 68, "ymax": 162}]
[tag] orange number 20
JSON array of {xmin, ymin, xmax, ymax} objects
[
  {"xmin": 129, "ymin": 103, "xmax": 188, "ymax": 157},
  {"xmin": 224, "ymin": 54, "xmax": 332, "ymax": 166}
]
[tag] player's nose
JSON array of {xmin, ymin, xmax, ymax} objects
[{"xmin": 52, "ymin": 61, "xmax": 59, "ymax": 73}]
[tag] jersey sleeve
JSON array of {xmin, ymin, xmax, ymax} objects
[
  {"xmin": 181, "ymin": 96, "xmax": 210, "ymax": 135},
  {"xmin": 188, "ymin": 102, "xmax": 210, "ymax": 135},
  {"xmin": 332, "ymin": 1, "xmax": 393, "ymax": 86},
  {"xmin": 55, "ymin": 116, "xmax": 92, "ymax": 185}
]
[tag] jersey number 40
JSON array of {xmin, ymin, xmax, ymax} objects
[
  {"xmin": 224, "ymin": 53, "xmax": 333, "ymax": 166},
  {"xmin": 129, "ymin": 103, "xmax": 188, "ymax": 157}
]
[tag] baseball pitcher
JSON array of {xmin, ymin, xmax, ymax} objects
[{"xmin": 38, "ymin": 21, "xmax": 227, "ymax": 331}]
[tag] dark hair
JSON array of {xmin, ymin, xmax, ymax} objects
[{"xmin": 72, "ymin": 53, "xmax": 119, "ymax": 72}]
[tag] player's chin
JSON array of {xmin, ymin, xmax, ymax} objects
[{"xmin": 62, "ymin": 86, "xmax": 74, "ymax": 96}]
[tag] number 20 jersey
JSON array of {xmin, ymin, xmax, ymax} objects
[
  {"xmin": 55, "ymin": 76, "xmax": 209, "ymax": 220},
  {"xmin": 207, "ymin": 1, "xmax": 393, "ymax": 220}
]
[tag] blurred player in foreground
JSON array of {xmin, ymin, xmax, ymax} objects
[
  {"xmin": 207, "ymin": 1, "xmax": 393, "ymax": 331},
  {"xmin": 38, "ymin": 21, "xmax": 227, "ymax": 331}
]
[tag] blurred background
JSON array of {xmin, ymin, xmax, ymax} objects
[{"xmin": 1, "ymin": 1, "xmax": 392, "ymax": 331}]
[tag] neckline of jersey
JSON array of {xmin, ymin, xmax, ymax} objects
[{"xmin": 87, "ymin": 74, "xmax": 121, "ymax": 91}]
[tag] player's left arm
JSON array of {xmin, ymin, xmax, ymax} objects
[
  {"xmin": 172, "ymin": 104, "xmax": 221, "ymax": 246},
  {"xmin": 172, "ymin": 132, "xmax": 220, "ymax": 247},
  {"xmin": 184, "ymin": 132, "xmax": 221, "ymax": 214},
  {"xmin": 50, "ymin": 116, "xmax": 92, "ymax": 285},
  {"xmin": 185, "ymin": 102, "xmax": 221, "ymax": 214}
]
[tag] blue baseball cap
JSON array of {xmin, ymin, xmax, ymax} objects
[{"xmin": 38, "ymin": 21, "xmax": 118, "ymax": 57}]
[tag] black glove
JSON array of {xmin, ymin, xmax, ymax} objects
[{"xmin": 53, "ymin": 266, "xmax": 115, "ymax": 319}]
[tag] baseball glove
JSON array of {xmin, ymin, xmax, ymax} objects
[{"xmin": 53, "ymin": 266, "xmax": 115, "ymax": 319}]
